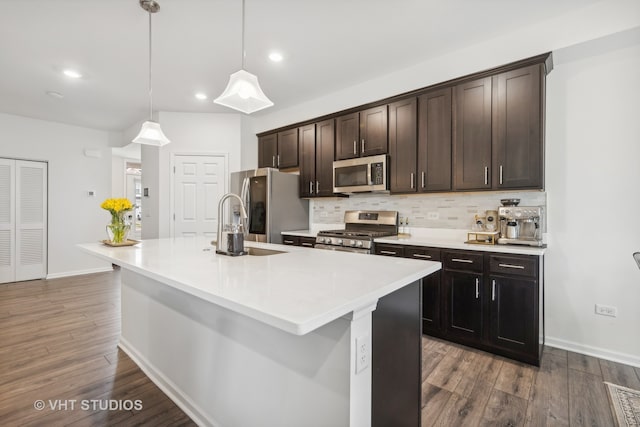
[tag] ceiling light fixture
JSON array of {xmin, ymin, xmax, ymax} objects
[
  {"xmin": 268, "ymin": 52, "xmax": 283, "ymax": 62},
  {"xmin": 214, "ymin": 0, "xmax": 273, "ymax": 114},
  {"xmin": 63, "ymin": 69, "xmax": 82, "ymax": 79},
  {"xmin": 195, "ymin": 93, "xmax": 208, "ymax": 100},
  {"xmin": 132, "ymin": 0, "xmax": 171, "ymax": 147}
]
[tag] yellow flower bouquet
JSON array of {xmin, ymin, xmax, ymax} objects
[{"xmin": 101, "ymin": 198, "xmax": 133, "ymax": 243}]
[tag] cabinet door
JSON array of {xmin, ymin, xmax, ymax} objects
[
  {"xmin": 444, "ymin": 270, "xmax": 483, "ymax": 342},
  {"xmin": 488, "ymin": 276, "xmax": 537, "ymax": 356},
  {"xmin": 281, "ymin": 235, "xmax": 300, "ymax": 246},
  {"xmin": 299, "ymin": 124, "xmax": 316, "ymax": 197},
  {"xmin": 360, "ymin": 105, "xmax": 388, "ymax": 157},
  {"xmin": 453, "ymin": 77, "xmax": 492, "ymax": 190},
  {"xmin": 494, "ymin": 64, "xmax": 543, "ymax": 189},
  {"xmin": 277, "ymin": 129, "xmax": 299, "ymax": 168},
  {"xmin": 258, "ymin": 134, "xmax": 278, "ymax": 168},
  {"xmin": 388, "ymin": 98, "xmax": 417, "ymax": 193},
  {"xmin": 299, "ymin": 237, "xmax": 316, "ymax": 248},
  {"xmin": 335, "ymin": 113, "xmax": 360, "ymax": 160},
  {"xmin": 422, "ymin": 273, "xmax": 441, "ymax": 335},
  {"xmin": 315, "ymin": 119, "xmax": 335, "ymax": 197},
  {"xmin": 418, "ymin": 88, "xmax": 452, "ymax": 192}
]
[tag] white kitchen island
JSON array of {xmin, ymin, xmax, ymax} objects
[{"xmin": 79, "ymin": 237, "xmax": 440, "ymax": 427}]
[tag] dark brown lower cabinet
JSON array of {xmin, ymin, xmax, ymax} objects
[
  {"xmin": 280, "ymin": 235, "xmax": 316, "ymax": 248},
  {"xmin": 375, "ymin": 244, "xmax": 543, "ymax": 365}
]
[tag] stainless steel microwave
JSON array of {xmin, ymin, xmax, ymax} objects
[{"xmin": 333, "ymin": 154, "xmax": 388, "ymax": 193}]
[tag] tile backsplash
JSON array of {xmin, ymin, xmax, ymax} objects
[{"xmin": 311, "ymin": 191, "xmax": 547, "ymax": 231}]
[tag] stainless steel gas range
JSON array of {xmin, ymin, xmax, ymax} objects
[{"xmin": 315, "ymin": 210, "xmax": 398, "ymax": 254}]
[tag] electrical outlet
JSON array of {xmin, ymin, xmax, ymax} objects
[
  {"xmin": 595, "ymin": 304, "xmax": 617, "ymax": 317},
  {"xmin": 355, "ymin": 334, "xmax": 370, "ymax": 374},
  {"xmin": 427, "ymin": 212, "xmax": 439, "ymax": 220}
]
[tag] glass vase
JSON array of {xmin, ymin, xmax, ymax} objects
[{"xmin": 106, "ymin": 221, "xmax": 130, "ymax": 244}]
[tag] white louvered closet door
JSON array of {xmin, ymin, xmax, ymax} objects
[
  {"xmin": 15, "ymin": 161, "xmax": 47, "ymax": 282},
  {"xmin": 0, "ymin": 159, "xmax": 16, "ymax": 283}
]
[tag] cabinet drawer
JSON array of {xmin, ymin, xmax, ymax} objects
[
  {"xmin": 405, "ymin": 246, "xmax": 441, "ymax": 261},
  {"xmin": 281, "ymin": 235, "xmax": 300, "ymax": 246},
  {"xmin": 299, "ymin": 237, "xmax": 316, "ymax": 248},
  {"xmin": 443, "ymin": 251, "xmax": 484, "ymax": 273},
  {"xmin": 375, "ymin": 243, "xmax": 404, "ymax": 257},
  {"xmin": 489, "ymin": 254, "xmax": 538, "ymax": 278}
]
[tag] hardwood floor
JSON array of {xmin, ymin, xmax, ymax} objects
[
  {"xmin": 422, "ymin": 336, "xmax": 640, "ymax": 426},
  {"xmin": 2, "ymin": 270, "xmax": 639, "ymax": 426},
  {"xmin": 0, "ymin": 270, "xmax": 196, "ymax": 427}
]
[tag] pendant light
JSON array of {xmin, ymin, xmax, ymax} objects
[
  {"xmin": 132, "ymin": 0, "xmax": 171, "ymax": 146},
  {"xmin": 214, "ymin": 0, "xmax": 273, "ymax": 114}
]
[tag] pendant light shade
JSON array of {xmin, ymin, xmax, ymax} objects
[
  {"xmin": 214, "ymin": 0, "xmax": 273, "ymax": 114},
  {"xmin": 132, "ymin": 120, "xmax": 171, "ymax": 146},
  {"xmin": 133, "ymin": 0, "xmax": 170, "ymax": 146},
  {"xmin": 214, "ymin": 69, "xmax": 273, "ymax": 114}
]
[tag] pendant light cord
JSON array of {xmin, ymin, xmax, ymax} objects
[
  {"xmin": 241, "ymin": 0, "xmax": 245, "ymax": 70},
  {"xmin": 148, "ymin": 10, "xmax": 153, "ymax": 121}
]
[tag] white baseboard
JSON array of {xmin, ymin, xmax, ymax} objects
[
  {"xmin": 118, "ymin": 337, "xmax": 214, "ymax": 427},
  {"xmin": 546, "ymin": 335, "xmax": 640, "ymax": 368},
  {"xmin": 46, "ymin": 266, "xmax": 114, "ymax": 280}
]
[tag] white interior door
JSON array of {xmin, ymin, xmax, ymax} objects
[
  {"xmin": 173, "ymin": 155, "xmax": 226, "ymax": 239},
  {"xmin": 0, "ymin": 159, "xmax": 16, "ymax": 283},
  {"xmin": 15, "ymin": 160, "xmax": 47, "ymax": 281}
]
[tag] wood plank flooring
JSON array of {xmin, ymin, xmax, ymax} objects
[
  {"xmin": 0, "ymin": 270, "xmax": 196, "ymax": 427},
  {"xmin": 2, "ymin": 270, "xmax": 639, "ymax": 426}
]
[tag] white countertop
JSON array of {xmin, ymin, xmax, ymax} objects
[
  {"xmin": 375, "ymin": 234, "xmax": 546, "ymax": 256},
  {"xmin": 78, "ymin": 237, "xmax": 440, "ymax": 336}
]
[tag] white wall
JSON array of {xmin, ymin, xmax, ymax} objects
[
  {"xmin": 141, "ymin": 112, "xmax": 241, "ymax": 238},
  {"xmin": 545, "ymin": 40, "xmax": 640, "ymax": 364},
  {"xmin": 243, "ymin": 3, "xmax": 640, "ymax": 363},
  {"xmin": 0, "ymin": 113, "xmax": 112, "ymax": 277}
]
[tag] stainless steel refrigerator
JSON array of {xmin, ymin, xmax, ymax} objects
[{"xmin": 229, "ymin": 168, "xmax": 309, "ymax": 244}]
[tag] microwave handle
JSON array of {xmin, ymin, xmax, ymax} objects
[{"xmin": 367, "ymin": 163, "xmax": 372, "ymax": 185}]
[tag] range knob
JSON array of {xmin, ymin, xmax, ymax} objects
[
  {"xmin": 336, "ymin": 239, "xmax": 343, "ymax": 245},
  {"xmin": 317, "ymin": 237, "xmax": 324, "ymax": 244},
  {"xmin": 356, "ymin": 241, "xmax": 364, "ymax": 248},
  {"xmin": 350, "ymin": 240, "xmax": 356, "ymax": 247}
]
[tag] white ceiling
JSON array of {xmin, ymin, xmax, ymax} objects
[{"xmin": 0, "ymin": 0, "xmax": 600, "ymax": 132}]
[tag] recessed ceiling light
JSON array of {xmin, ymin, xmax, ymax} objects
[
  {"xmin": 195, "ymin": 93, "xmax": 208, "ymax": 100},
  {"xmin": 63, "ymin": 69, "xmax": 82, "ymax": 79},
  {"xmin": 268, "ymin": 52, "xmax": 283, "ymax": 62},
  {"xmin": 46, "ymin": 91, "xmax": 64, "ymax": 99}
]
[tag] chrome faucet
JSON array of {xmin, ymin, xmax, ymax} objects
[{"xmin": 216, "ymin": 193, "xmax": 248, "ymax": 256}]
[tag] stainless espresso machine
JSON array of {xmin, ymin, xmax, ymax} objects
[{"xmin": 497, "ymin": 206, "xmax": 544, "ymax": 247}]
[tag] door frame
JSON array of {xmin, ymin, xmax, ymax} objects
[{"xmin": 169, "ymin": 152, "xmax": 229, "ymax": 238}]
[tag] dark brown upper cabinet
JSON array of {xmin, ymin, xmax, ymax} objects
[
  {"xmin": 258, "ymin": 133, "xmax": 278, "ymax": 168},
  {"xmin": 336, "ymin": 106, "xmax": 388, "ymax": 160},
  {"xmin": 299, "ymin": 124, "xmax": 316, "ymax": 198},
  {"xmin": 388, "ymin": 98, "xmax": 417, "ymax": 193},
  {"xmin": 277, "ymin": 128, "xmax": 299, "ymax": 169},
  {"xmin": 453, "ymin": 77, "xmax": 492, "ymax": 191},
  {"xmin": 418, "ymin": 88, "xmax": 452, "ymax": 192},
  {"xmin": 315, "ymin": 119, "xmax": 335, "ymax": 197},
  {"xmin": 299, "ymin": 120, "xmax": 335, "ymax": 197},
  {"xmin": 493, "ymin": 64, "xmax": 543, "ymax": 189},
  {"xmin": 360, "ymin": 105, "xmax": 388, "ymax": 157}
]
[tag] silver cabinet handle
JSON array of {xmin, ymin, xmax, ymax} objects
[
  {"xmin": 277, "ymin": 154, "xmax": 280, "ymax": 167},
  {"xmin": 272, "ymin": 156, "xmax": 275, "ymax": 168},
  {"xmin": 361, "ymin": 139, "xmax": 365, "ymax": 153},
  {"xmin": 309, "ymin": 181, "xmax": 314, "ymax": 194},
  {"xmin": 452, "ymin": 258, "xmax": 473, "ymax": 264},
  {"xmin": 410, "ymin": 172, "xmax": 415, "ymax": 189},
  {"xmin": 475, "ymin": 278, "xmax": 479, "ymax": 299},
  {"xmin": 484, "ymin": 166, "xmax": 489, "ymax": 185},
  {"xmin": 421, "ymin": 171, "xmax": 425, "ymax": 189},
  {"xmin": 301, "ymin": 242, "xmax": 314, "ymax": 247},
  {"xmin": 283, "ymin": 240, "xmax": 294, "ymax": 244},
  {"xmin": 499, "ymin": 165, "xmax": 503, "ymax": 185},
  {"xmin": 380, "ymin": 250, "xmax": 397, "ymax": 255},
  {"xmin": 413, "ymin": 254, "xmax": 432, "ymax": 259},
  {"xmin": 492, "ymin": 279, "xmax": 496, "ymax": 301},
  {"xmin": 498, "ymin": 263, "xmax": 525, "ymax": 270},
  {"xmin": 353, "ymin": 140, "xmax": 357, "ymax": 155},
  {"xmin": 316, "ymin": 181, "xmax": 319, "ymax": 193}
]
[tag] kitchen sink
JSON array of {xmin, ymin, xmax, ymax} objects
[{"xmin": 244, "ymin": 247, "xmax": 285, "ymax": 256}]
